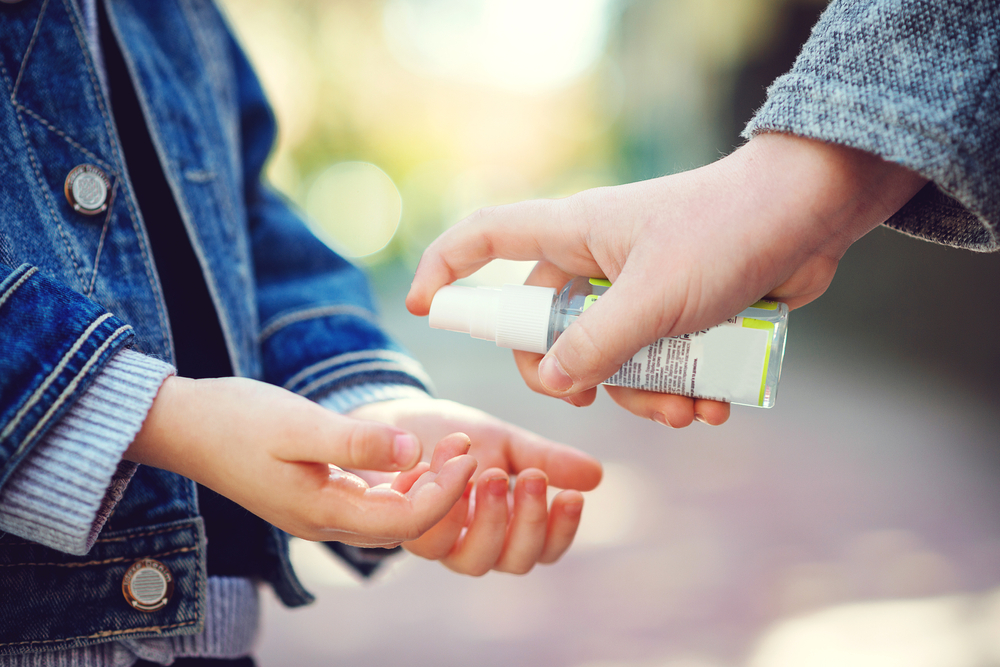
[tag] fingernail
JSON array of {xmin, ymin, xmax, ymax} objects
[
  {"xmin": 562, "ymin": 396, "xmax": 581, "ymax": 408},
  {"xmin": 523, "ymin": 477, "xmax": 546, "ymax": 496},
  {"xmin": 488, "ymin": 477, "xmax": 509, "ymax": 496},
  {"xmin": 563, "ymin": 502, "xmax": 583, "ymax": 518},
  {"xmin": 694, "ymin": 413, "xmax": 708, "ymax": 424},
  {"xmin": 393, "ymin": 434, "xmax": 417, "ymax": 467},
  {"xmin": 653, "ymin": 412, "xmax": 672, "ymax": 427},
  {"xmin": 539, "ymin": 355, "xmax": 574, "ymax": 392}
]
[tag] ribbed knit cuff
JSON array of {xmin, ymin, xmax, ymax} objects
[
  {"xmin": 315, "ymin": 382, "xmax": 431, "ymax": 415},
  {"xmin": 0, "ymin": 349, "xmax": 175, "ymax": 555}
]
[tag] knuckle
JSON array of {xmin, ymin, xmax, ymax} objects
[
  {"xmin": 400, "ymin": 524, "xmax": 425, "ymax": 543},
  {"xmin": 345, "ymin": 423, "xmax": 387, "ymax": 468},
  {"xmin": 466, "ymin": 564, "xmax": 491, "ymax": 577},
  {"xmin": 344, "ymin": 426, "xmax": 368, "ymax": 467},
  {"xmin": 564, "ymin": 318, "xmax": 610, "ymax": 374},
  {"xmin": 509, "ymin": 562, "xmax": 535, "ymax": 575}
]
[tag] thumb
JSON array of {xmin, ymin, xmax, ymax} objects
[
  {"xmin": 280, "ymin": 408, "xmax": 423, "ymax": 472},
  {"xmin": 406, "ymin": 198, "xmax": 604, "ymax": 317},
  {"xmin": 538, "ymin": 272, "xmax": 671, "ymax": 395}
]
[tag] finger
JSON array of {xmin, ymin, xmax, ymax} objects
[
  {"xmin": 279, "ymin": 405, "xmax": 423, "ymax": 472},
  {"xmin": 405, "ymin": 435, "xmax": 473, "ymax": 497},
  {"xmin": 524, "ymin": 259, "xmax": 576, "ymax": 291},
  {"xmin": 391, "ymin": 462, "xmax": 430, "ymax": 493},
  {"xmin": 538, "ymin": 490, "xmax": 584, "ymax": 564},
  {"xmin": 483, "ymin": 423, "xmax": 602, "ymax": 491},
  {"xmin": 512, "ymin": 350, "xmax": 598, "ymax": 407},
  {"xmin": 603, "ymin": 385, "xmax": 700, "ymax": 428},
  {"xmin": 320, "ymin": 453, "xmax": 477, "ymax": 543},
  {"xmin": 537, "ymin": 268, "xmax": 677, "ymax": 396},
  {"xmin": 493, "ymin": 470, "xmax": 549, "ymax": 574},
  {"xmin": 693, "ymin": 398, "xmax": 731, "ymax": 425},
  {"xmin": 403, "ymin": 480, "xmax": 473, "ymax": 560},
  {"xmin": 441, "ymin": 469, "xmax": 510, "ymax": 576},
  {"xmin": 406, "ymin": 200, "xmax": 603, "ymax": 316},
  {"xmin": 390, "ymin": 431, "xmax": 474, "ymax": 494},
  {"xmin": 428, "ymin": 432, "xmax": 473, "ymax": 471},
  {"xmin": 562, "ymin": 388, "xmax": 598, "ymax": 407}
]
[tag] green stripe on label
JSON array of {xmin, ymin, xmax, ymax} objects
[
  {"xmin": 742, "ymin": 318, "xmax": 774, "ymax": 406},
  {"xmin": 750, "ymin": 299, "xmax": 778, "ymax": 310},
  {"xmin": 589, "ymin": 278, "xmax": 612, "ymax": 287},
  {"xmin": 583, "ymin": 294, "xmax": 599, "ymax": 311}
]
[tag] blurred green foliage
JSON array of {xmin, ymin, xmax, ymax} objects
[{"xmin": 219, "ymin": 0, "xmax": 826, "ymax": 269}]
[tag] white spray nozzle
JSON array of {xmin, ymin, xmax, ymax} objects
[
  {"xmin": 428, "ymin": 285, "xmax": 501, "ymax": 340},
  {"xmin": 428, "ymin": 284, "xmax": 555, "ymax": 354}
]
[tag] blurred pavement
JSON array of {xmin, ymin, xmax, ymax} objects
[{"xmin": 255, "ymin": 248, "xmax": 1000, "ymax": 667}]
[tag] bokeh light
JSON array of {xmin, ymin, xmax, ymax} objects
[
  {"xmin": 303, "ymin": 161, "xmax": 402, "ymax": 257},
  {"xmin": 383, "ymin": 0, "xmax": 616, "ymax": 94}
]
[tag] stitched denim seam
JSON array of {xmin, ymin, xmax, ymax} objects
[
  {"xmin": 0, "ymin": 545, "xmax": 196, "ymax": 568},
  {"xmin": 126, "ymin": 0, "xmax": 243, "ymax": 374},
  {"xmin": 296, "ymin": 361, "xmax": 433, "ymax": 397},
  {"xmin": 10, "ymin": 0, "xmax": 48, "ymax": 101},
  {"xmin": 178, "ymin": 0, "xmax": 226, "ymax": 114},
  {"xmin": 115, "ymin": 172, "xmax": 173, "ymax": 356},
  {"xmin": 87, "ymin": 180, "xmax": 119, "ymax": 296},
  {"xmin": 18, "ymin": 323, "xmax": 133, "ymax": 455},
  {"xmin": 259, "ymin": 304, "xmax": 379, "ymax": 342},
  {"xmin": 2, "ymin": 523, "xmax": 194, "ymax": 546},
  {"xmin": 6, "ymin": 72, "xmax": 89, "ymax": 290},
  {"xmin": 282, "ymin": 349, "xmax": 427, "ymax": 391},
  {"xmin": 0, "ymin": 620, "xmax": 199, "ymax": 648},
  {"xmin": 15, "ymin": 104, "xmax": 115, "ymax": 172},
  {"xmin": 0, "ymin": 313, "xmax": 113, "ymax": 445},
  {"xmin": 0, "ymin": 266, "xmax": 38, "ymax": 313},
  {"xmin": 75, "ymin": 0, "xmax": 174, "ymax": 351},
  {"xmin": 96, "ymin": 525, "xmax": 192, "ymax": 543}
]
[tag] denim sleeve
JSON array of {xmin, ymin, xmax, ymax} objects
[
  {"xmin": 742, "ymin": 0, "xmax": 1000, "ymax": 252},
  {"xmin": 229, "ymin": 33, "xmax": 434, "ymax": 402},
  {"xmin": 0, "ymin": 349, "xmax": 173, "ymax": 555},
  {"xmin": 0, "ymin": 263, "xmax": 136, "ymax": 500}
]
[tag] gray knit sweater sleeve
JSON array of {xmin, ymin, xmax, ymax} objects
[{"xmin": 742, "ymin": 0, "xmax": 1000, "ymax": 251}]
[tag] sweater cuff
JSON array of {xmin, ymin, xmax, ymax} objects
[
  {"xmin": 0, "ymin": 349, "xmax": 175, "ymax": 554},
  {"xmin": 314, "ymin": 382, "xmax": 431, "ymax": 415}
]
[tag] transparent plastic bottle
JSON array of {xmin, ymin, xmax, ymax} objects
[{"xmin": 429, "ymin": 276, "xmax": 788, "ymax": 407}]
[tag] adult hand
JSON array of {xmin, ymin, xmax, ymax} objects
[
  {"xmin": 125, "ymin": 376, "xmax": 477, "ymax": 548},
  {"xmin": 348, "ymin": 396, "xmax": 602, "ymax": 575},
  {"xmin": 407, "ymin": 133, "xmax": 927, "ymax": 425}
]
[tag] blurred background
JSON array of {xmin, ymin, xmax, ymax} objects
[{"xmin": 218, "ymin": 0, "xmax": 1000, "ymax": 665}]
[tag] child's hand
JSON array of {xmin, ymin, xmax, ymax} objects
[
  {"xmin": 125, "ymin": 376, "xmax": 477, "ymax": 548},
  {"xmin": 348, "ymin": 397, "xmax": 603, "ymax": 575},
  {"xmin": 406, "ymin": 133, "xmax": 927, "ymax": 425}
]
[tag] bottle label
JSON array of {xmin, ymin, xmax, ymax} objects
[{"xmin": 604, "ymin": 317, "xmax": 773, "ymax": 406}]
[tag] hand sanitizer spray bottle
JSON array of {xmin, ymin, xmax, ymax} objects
[{"xmin": 428, "ymin": 277, "xmax": 788, "ymax": 407}]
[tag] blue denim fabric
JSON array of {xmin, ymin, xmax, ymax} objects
[{"xmin": 0, "ymin": 0, "xmax": 429, "ymax": 655}]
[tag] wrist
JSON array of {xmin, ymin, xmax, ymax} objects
[
  {"xmin": 730, "ymin": 133, "xmax": 928, "ymax": 256},
  {"xmin": 125, "ymin": 374, "xmax": 195, "ymax": 476}
]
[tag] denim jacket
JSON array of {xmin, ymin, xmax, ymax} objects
[{"xmin": 0, "ymin": 0, "xmax": 430, "ymax": 655}]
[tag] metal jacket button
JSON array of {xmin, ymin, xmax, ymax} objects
[
  {"xmin": 122, "ymin": 558, "xmax": 174, "ymax": 612},
  {"xmin": 64, "ymin": 164, "xmax": 111, "ymax": 215}
]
